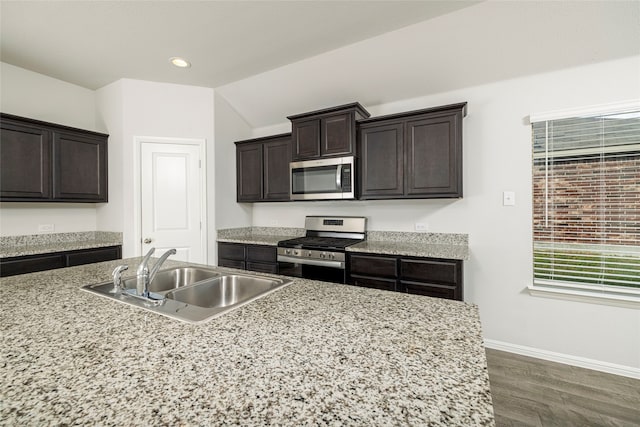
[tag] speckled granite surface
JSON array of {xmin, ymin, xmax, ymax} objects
[
  {"xmin": 0, "ymin": 258, "xmax": 493, "ymax": 425},
  {"xmin": 349, "ymin": 231, "xmax": 469, "ymax": 260},
  {"xmin": 0, "ymin": 231, "xmax": 122, "ymax": 258},
  {"xmin": 217, "ymin": 227, "xmax": 304, "ymax": 246},
  {"xmin": 348, "ymin": 241, "xmax": 469, "ymax": 260},
  {"xmin": 217, "ymin": 227, "xmax": 469, "ymax": 260}
]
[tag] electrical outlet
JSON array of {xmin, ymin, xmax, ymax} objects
[
  {"xmin": 269, "ymin": 220, "xmax": 279, "ymax": 227},
  {"xmin": 38, "ymin": 224, "xmax": 55, "ymax": 232},
  {"xmin": 503, "ymin": 191, "xmax": 516, "ymax": 206},
  {"xmin": 415, "ymin": 222, "xmax": 428, "ymax": 232}
]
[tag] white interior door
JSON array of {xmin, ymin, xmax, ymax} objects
[{"xmin": 140, "ymin": 141, "xmax": 204, "ymax": 263}]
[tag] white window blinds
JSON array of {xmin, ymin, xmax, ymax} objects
[{"xmin": 532, "ymin": 108, "xmax": 640, "ymax": 295}]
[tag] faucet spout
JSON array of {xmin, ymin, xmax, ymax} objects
[{"xmin": 148, "ymin": 248, "xmax": 177, "ymax": 284}]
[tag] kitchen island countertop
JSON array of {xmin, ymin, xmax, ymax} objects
[{"xmin": 0, "ymin": 258, "xmax": 493, "ymax": 425}]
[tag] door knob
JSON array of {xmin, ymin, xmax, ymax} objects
[{"xmin": 143, "ymin": 238, "xmax": 153, "ymax": 244}]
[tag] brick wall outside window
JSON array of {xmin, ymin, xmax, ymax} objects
[{"xmin": 533, "ymin": 154, "xmax": 640, "ymax": 247}]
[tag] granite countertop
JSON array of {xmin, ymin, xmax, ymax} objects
[
  {"xmin": 0, "ymin": 258, "xmax": 493, "ymax": 425},
  {"xmin": 348, "ymin": 240, "xmax": 469, "ymax": 261},
  {"xmin": 217, "ymin": 227, "xmax": 469, "ymax": 260},
  {"xmin": 217, "ymin": 226, "xmax": 304, "ymax": 246},
  {"xmin": 0, "ymin": 231, "xmax": 122, "ymax": 258},
  {"xmin": 217, "ymin": 234, "xmax": 292, "ymax": 246}
]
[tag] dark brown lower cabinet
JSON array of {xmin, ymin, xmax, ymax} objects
[
  {"xmin": 218, "ymin": 242, "xmax": 277, "ymax": 274},
  {"xmin": 348, "ymin": 252, "xmax": 463, "ymax": 301},
  {"xmin": 0, "ymin": 245, "xmax": 122, "ymax": 278}
]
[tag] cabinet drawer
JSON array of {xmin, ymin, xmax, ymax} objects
[
  {"xmin": 351, "ymin": 275, "xmax": 397, "ymax": 292},
  {"xmin": 349, "ymin": 253, "xmax": 397, "ymax": 278},
  {"xmin": 401, "ymin": 281, "xmax": 459, "ymax": 300},
  {"xmin": 66, "ymin": 246, "xmax": 121, "ymax": 266},
  {"xmin": 246, "ymin": 245, "xmax": 276, "ymax": 263},
  {"xmin": 246, "ymin": 262, "xmax": 278, "ymax": 274},
  {"xmin": 218, "ymin": 258, "xmax": 245, "ymax": 269},
  {"xmin": 0, "ymin": 254, "xmax": 65, "ymax": 277},
  {"xmin": 400, "ymin": 258, "xmax": 461, "ymax": 285},
  {"xmin": 218, "ymin": 242, "xmax": 246, "ymax": 261}
]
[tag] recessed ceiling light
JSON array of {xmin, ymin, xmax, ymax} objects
[{"xmin": 170, "ymin": 57, "xmax": 191, "ymax": 68}]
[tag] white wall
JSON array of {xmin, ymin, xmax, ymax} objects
[
  {"xmin": 250, "ymin": 56, "xmax": 640, "ymax": 371},
  {"xmin": 95, "ymin": 80, "xmax": 125, "ymax": 239},
  {"xmin": 95, "ymin": 79, "xmax": 215, "ymax": 261},
  {"xmin": 0, "ymin": 62, "xmax": 100, "ymax": 236},
  {"xmin": 0, "ymin": 62, "xmax": 100, "ymax": 131},
  {"xmin": 213, "ymin": 93, "xmax": 253, "ymax": 231}
]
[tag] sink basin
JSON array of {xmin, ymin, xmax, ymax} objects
[
  {"xmin": 166, "ymin": 275, "xmax": 284, "ymax": 308},
  {"xmin": 121, "ymin": 266, "xmax": 220, "ymax": 293},
  {"xmin": 81, "ymin": 267, "xmax": 292, "ymax": 324}
]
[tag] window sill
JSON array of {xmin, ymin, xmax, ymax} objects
[{"xmin": 528, "ymin": 284, "xmax": 640, "ymax": 309}]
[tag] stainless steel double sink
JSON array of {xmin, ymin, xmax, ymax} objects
[{"xmin": 82, "ymin": 267, "xmax": 292, "ymax": 324}]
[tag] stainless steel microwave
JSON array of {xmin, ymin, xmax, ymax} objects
[{"xmin": 290, "ymin": 156, "xmax": 355, "ymax": 200}]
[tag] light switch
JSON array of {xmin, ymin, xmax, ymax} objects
[{"xmin": 503, "ymin": 191, "xmax": 516, "ymax": 206}]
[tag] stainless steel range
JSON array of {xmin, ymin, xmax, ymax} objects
[{"xmin": 277, "ymin": 216, "xmax": 366, "ymax": 283}]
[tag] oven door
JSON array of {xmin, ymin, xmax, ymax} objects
[
  {"xmin": 290, "ymin": 156, "xmax": 354, "ymax": 200},
  {"xmin": 277, "ymin": 256, "xmax": 346, "ymax": 284}
]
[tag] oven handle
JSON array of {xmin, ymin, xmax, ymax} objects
[{"xmin": 277, "ymin": 255, "xmax": 344, "ymax": 269}]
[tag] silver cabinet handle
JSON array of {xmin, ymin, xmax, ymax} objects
[{"xmin": 143, "ymin": 238, "xmax": 153, "ymax": 244}]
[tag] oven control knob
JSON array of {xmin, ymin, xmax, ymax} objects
[
  {"xmin": 307, "ymin": 251, "xmax": 313, "ymax": 257},
  {"xmin": 285, "ymin": 249, "xmax": 291, "ymax": 255},
  {"xmin": 294, "ymin": 250, "xmax": 300, "ymax": 256},
  {"xmin": 320, "ymin": 252, "xmax": 326, "ymax": 259},
  {"xmin": 330, "ymin": 253, "xmax": 336, "ymax": 260}
]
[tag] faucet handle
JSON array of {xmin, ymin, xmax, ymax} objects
[{"xmin": 112, "ymin": 264, "xmax": 129, "ymax": 293}]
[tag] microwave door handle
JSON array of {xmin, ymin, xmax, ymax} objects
[{"xmin": 336, "ymin": 164, "xmax": 342, "ymax": 189}]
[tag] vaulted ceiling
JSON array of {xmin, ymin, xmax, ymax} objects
[{"xmin": 2, "ymin": 1, "xmax": 638, "ymax": 127}]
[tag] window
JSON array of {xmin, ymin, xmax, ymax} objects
[{"xmin": 531, "ymin": 103, "xmax": 640, "ymax": 303}]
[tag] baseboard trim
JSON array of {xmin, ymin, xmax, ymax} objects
[{"xmin": 484, "ymin": 339, "xmax": 640, "ymax": 380}]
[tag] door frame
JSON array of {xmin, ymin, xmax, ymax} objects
[{"xmin": 133, "ymin": 136, "xmax": 208, "ymax": 260}]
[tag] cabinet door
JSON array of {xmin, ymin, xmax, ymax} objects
[
  {"xmin": 236, "ymin": 143, "xmax": 263, "ymax": 202},
  {"xmin": 246, "ymin": 245, "xmax": 277, "ymax": 263},
  {"xmin": 53, "ymin": 131, "xmax": 108, "ymax": 201},
  {"xmin": 218, "ymin": 258, "xmax": 246, "ymax": 269},
  {"xmin": 405, "ymin": 112, "xmax": 462, "ymax": 198},
  {"xmin": 358, "ymin": 122, "xmax": 404, "ymax": 198},
  {"xmin": 400, "ymin": 258, "xmax": 461, "ymax": 286},
  {"xmin": 321, "ymin": 112, "xmax": 353, "ymax": 157},
  {"xmin": 263, "ymin": 137, "xmax": 291, "ymax": 201},
  {"xmin": 400, "ymin": 281, "xmax": 459, "ymax": 300},
  {"xmin": 0, "ymin": 254, "xmax": 65, "ymax": 277},
  {"xmin": 246, "ymin": 262, "xmax": 278, "ymax": 274},
  {"xmin": 218, "ymin": 242, "xmax": 246, "ymax": 261},
  {"xmin": 0, "ymin": 120, "xmax": 52, "ymax": 200},
  {"xmin": 292, "ymin": 119, "xmax": 320, "ymax": 160},
  {"xmin": 66, "ymin": 246, "xmax": 122, "ymax": 267},
  {"xmin": 349, "ymin": 253, "xmax": 397, "ymax": 278},
  {"xmin": 351, "ymin": 275, "xmax": 397, "ymax": 292}
]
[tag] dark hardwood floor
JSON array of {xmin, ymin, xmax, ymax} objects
[{"xmin": 486, "ymin": 348, "xmax": 640, "ymax": 427}]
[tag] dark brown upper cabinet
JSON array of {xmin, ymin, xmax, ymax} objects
[
  {"xmin": 357, "ymin": 103, "xmax": 466, "ymax": 200},
  {"xmin": 0, "ymin": 118, "xmax": 52, "ymax": 200},
  {"xmin": 236, "ymin": 133, "xmax": 292, "ymax": 203},
  {"xmin": 0, "ymin": 113, "xmax": 108, "ymax": 202},
  {"xmin": 288, "ymin": 103, "xmax": 370, "ymax": 161}
]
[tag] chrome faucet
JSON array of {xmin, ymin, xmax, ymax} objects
[{"xmin": 136, "ymin": 247, "xmax": 177, "ymax": 297}]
